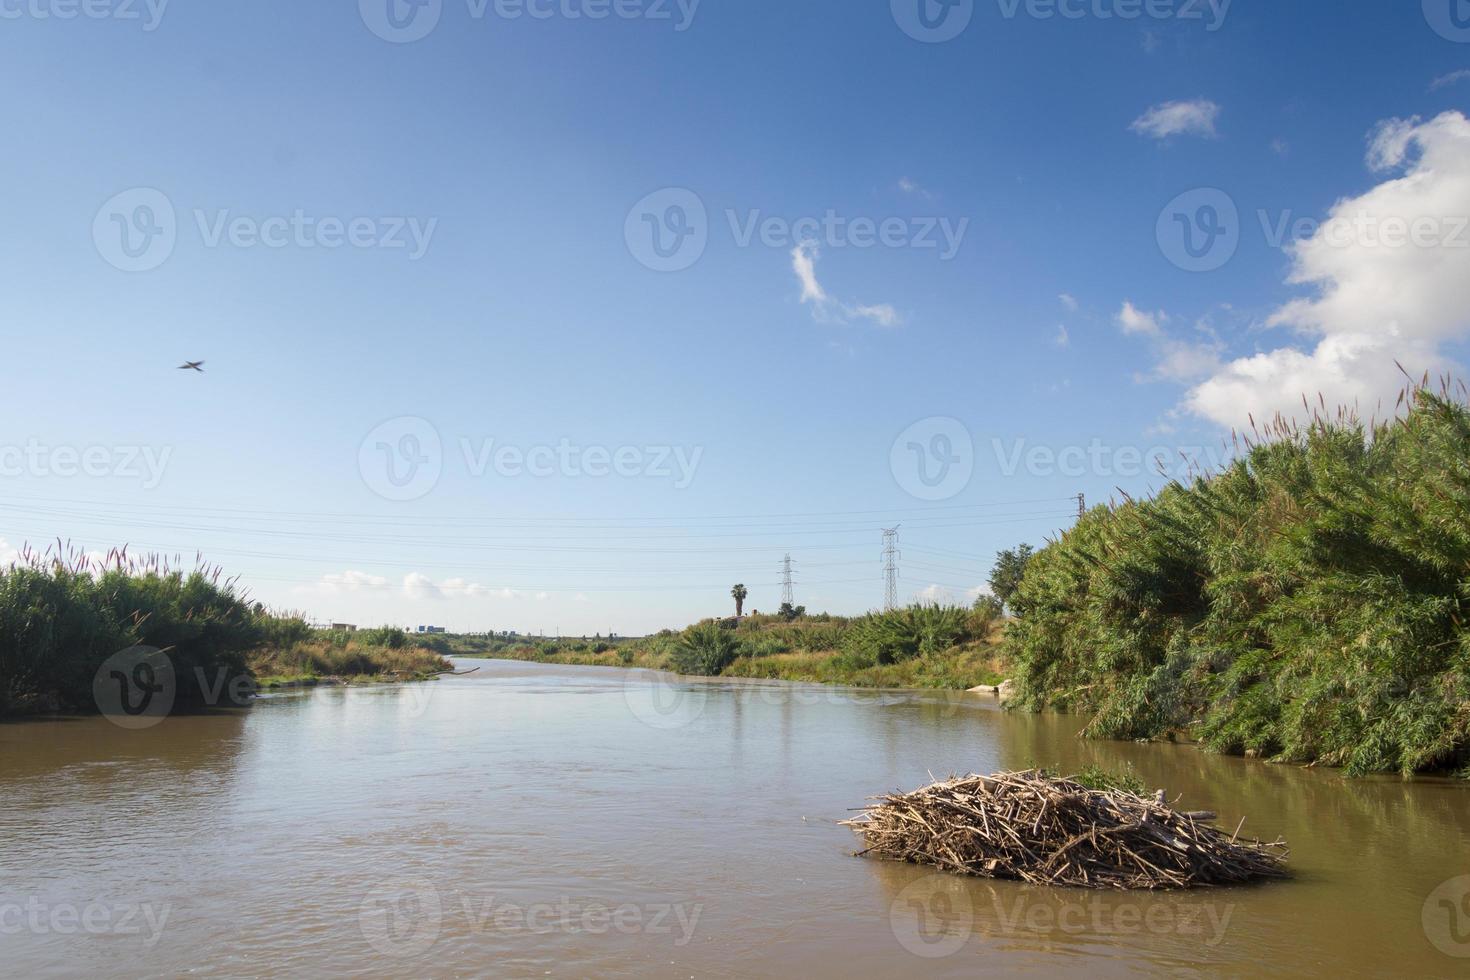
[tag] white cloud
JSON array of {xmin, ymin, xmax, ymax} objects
[
  {"xmin": 1117, "ymin": 301, "xmax": 1164, "ymax": 337},
  {"xmin": 1431, "ymin": 69, "xmax": 1470, "ymax": 92},
  {"xmin": 1271, "ymin": 138, "xmax": 1290, "ymax": 157},
  {"xmin": 403, "ymin": 573, "xmax": 498, "ymax": 601},
  {"xmin": 792, "ymin": 241, "xmax": 828, "ymax": 305},
  {"xmin": 1052, "ymin": 324, "xmax": 1071, "ymax": 349},
  {"xmin": 1059, "ymin": 292, "xmax": 1079, "ymax": 312},
  {"xmin": 898, "ymin": 176, "xmax": 935, "ymax": 199},
  {"xmin": 1117, "ymin": 304, "xmax": 1224, "ymax": 384},
  {"xmin": 791, "ymin": 242, "xmax": 904, "ymax": 327},
  {"xmin": 1130, "ymin": 99, "xmax": 1221, "ymax": 140},
  {"xmin": 307, "ymin": 570, "xmax": 390, "ymax": 594},
  {"xmin": 1187, "ymin": 111, "xmax": 1470, "ymax": 428}
]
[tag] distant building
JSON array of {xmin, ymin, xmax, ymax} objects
[
  {"xmin": 330, "ymin": 623, "xmax": 358, "ymax": 633},
  {"xmin": 415, "ymin": 625, "xmax": 448, "ymax": 635}
]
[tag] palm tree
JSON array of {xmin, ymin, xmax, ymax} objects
[{"xmin": 731, "ymin": 583, "xmax": 748, "ymax": 618}]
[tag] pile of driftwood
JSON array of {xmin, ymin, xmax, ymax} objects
[{"xmin": 842, "ymin": 770, "xmax": 1289, "ymax": 890}]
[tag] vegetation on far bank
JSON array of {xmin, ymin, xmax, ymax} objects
[
  {"xmin": 1003, "ymin": 385, "xmax": 1470, "ymax": 778},
  {"xmin": 0, "ymin": 548, "xmax": 449, "ymax": 718},
  {"xmin": 438, "ymin": 600, "xmax": 1008, "ymax": 691}
]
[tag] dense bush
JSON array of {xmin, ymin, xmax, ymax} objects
[
  {"xmin": 842, "ymin": 604, "xmax": 976, "ymax": 665},
  {"xmin": 0, "ymin": 554, "xmax": 265, "ymax": 716},
  {"xmin": 1005, "ymin": 388, "xmax": 1470, "ymax": 776},
  {"xmin": 669, "ymin": 621, "xmax": 744, "ymax": 675}
]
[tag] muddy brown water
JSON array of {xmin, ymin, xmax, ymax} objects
[{"xmin": 2, "ymin": 659, "xmax": 1468, "ymax": 978}]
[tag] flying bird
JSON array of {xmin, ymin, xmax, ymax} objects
[{"xmin": 178, "ymin": 361, "xmax": 205, "ymax": 372}]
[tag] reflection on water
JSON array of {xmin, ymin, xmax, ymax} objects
[{"xmin": 1, "ymin": 659, "xmax": 1468, "ymax": 978}]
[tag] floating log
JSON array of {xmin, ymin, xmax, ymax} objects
[{"xmin": 841, "ymin": 769, "xmax": 1289, "ymax": 890}]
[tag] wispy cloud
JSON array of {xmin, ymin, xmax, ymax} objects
[
  {"xmin": 1430, "ymin": 69, "xmax": 1470, "ymax": 91},
  {"xmin": 898, "ymin": 176, "xmax": 936, "ymax": 199},
  {"xmin": 1052, "ymin": 324, "xmax": 1071, "ymax": 349},
  {"xmin": 1130, "ymin": 99, "xmax": 1221, "ymax": 140},
  {"xmin": 1116, "ymin": 302, "xmax": 1223, "ymax": 383},
  {"xmin": 1059, "ymin": 292, "xmax": 1079, "ymax": 312},
  {"xmin": 791, "ymin": 242, "xmax": 904, "ymax": 327}
]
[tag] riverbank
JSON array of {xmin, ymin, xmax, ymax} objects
[
  {"xmin": 0, "ymin": 551, "xmax": 449, "ymax": 718},
  {"xmin": 1006, "ymin": 385, "xmax": 1470, "ymax": 778},
  {"xmin": 431, "ymin": 605, "xmax": 1008, "ymax": 691},
  {"xmin": 247, "ymin": 637, "xmax": 452, "ymax": 689}
]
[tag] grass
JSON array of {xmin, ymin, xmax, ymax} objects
[
  {"xmin": 448, "ymin": 603, "xmax": 1009, "ymax": 691},
  {"xmin": 247, "ymin": 635, "xmax": 452, "ymax": 688},
  {"xmin": 0, "ymin": 547, "xmax": 450, "ymax": 717},
  {"xmin": 1004, "ymin": 382, "xmax": 1470, "ymax": 777}
]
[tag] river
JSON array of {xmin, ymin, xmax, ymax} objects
[{"xmin": 2, "ymin": 659, "xmax": 1468, "ymax": 977}]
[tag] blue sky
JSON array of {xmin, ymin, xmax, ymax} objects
[{"xmin": 2, "ymin": 1, "xmax": 1469, "ymax": 633}]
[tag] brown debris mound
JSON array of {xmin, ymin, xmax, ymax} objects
[{"xmin": 842, "ymin": 770, "xmax": 1289, "ymax": 890}]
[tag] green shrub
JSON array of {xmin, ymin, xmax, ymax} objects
[
  {"xmin": 1005, "ymin": 387, "xmax": 1470, "ymax": 776},
  {"xmin": 669, "ymin": 621, "xmax": 743, "ymax": 676},
  {"xmin": 842, "ymin": 605, "xmax": 973, "ymax": 665}
]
